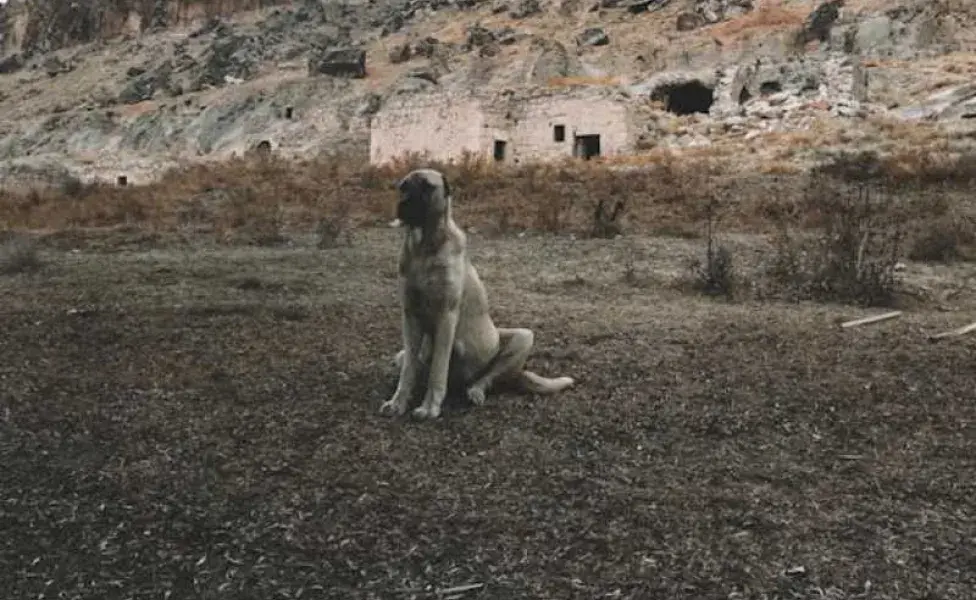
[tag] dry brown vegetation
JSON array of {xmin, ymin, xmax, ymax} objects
[
  {"xmin": 546, "ymin": 75, "xmax": 621, "ymax": 88},
  {"xmin": 1, "ymin": 148, "xmax": 975, "ymax": 304},
  {"xmin": 1, "ymin": 149, "xmax": 973, "ymax": 231},
  {"xmin": 709, "ymin": 1, "xmax": 807, "ymax": 44}
]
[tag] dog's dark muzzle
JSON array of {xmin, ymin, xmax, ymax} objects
[{"xmin": 397, "ymin": 197, "xmax": 426, "ymax": 226}]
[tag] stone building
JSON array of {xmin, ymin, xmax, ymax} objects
[{"xmin": 368, "ymin": 87, "xmax": 637, "ymax": 166}]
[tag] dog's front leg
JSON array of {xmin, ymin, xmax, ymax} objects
[
  {"xmin": 412, "ymin": 307, "xmax": 460, "ymax": 420},
  {"xmin": 381, "ymin": 311, "xmax": 423, "ymax": 416}
]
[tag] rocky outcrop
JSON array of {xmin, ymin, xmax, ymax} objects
[
  {"xmin": 527, "ymin": 38, "xmax": 579, "ymax": 85},
  {"xmin": 193, "ymin": 25, "xmax": 262, "ymax": 89},
  {"xmin": 897, "ymin": 84, "xmax": 976, "ymax": 121}
]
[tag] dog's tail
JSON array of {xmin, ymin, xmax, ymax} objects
[{"xmin": 518, "ymin": 370, "xmax": 575, "ymax": 394}]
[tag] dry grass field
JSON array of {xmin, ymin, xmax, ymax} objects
[{"xmin": 2, "ymin": 155, "xmax": 976, "ymax": 599}]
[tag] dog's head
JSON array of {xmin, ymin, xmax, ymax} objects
[{"xmin": 395, "ymin": 168, "xmax": 452, "ymax": 228}]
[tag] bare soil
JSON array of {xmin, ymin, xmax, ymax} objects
[{"xmin": 1, "ymin": 228, "xmax": 975, "ymax": 600}]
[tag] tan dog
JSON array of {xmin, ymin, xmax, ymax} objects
[{"xmin": 380, "ymin": 168, "xmax": 575, "ymax": 420}]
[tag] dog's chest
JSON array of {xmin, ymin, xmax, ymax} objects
[{"xmin": 401, "ymin": 256, "xmax": 461, "ymax": 323}]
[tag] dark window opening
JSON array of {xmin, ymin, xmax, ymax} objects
[
  {"xmin": 760, "ymin": 80, "xmax": 782, "ymax": 95},
  {"xmin": 738, "ymin": 86, "xmax": 752, "ymax": 105},
  {"xmin": 493, "ymin": 140, "xmax": 507, "ymax": 161},
  {"xmin": 553, "ymin": 124, "xmax": 566, "ymax": 142},
  {"xmin": 574, "ymin": 134, "xmax": 601, "ymax": 160},
  {"xmin": 117, "ymin": 175, "xmax": 128, "ymax": 187},
  {"xmin": 284, "ymin": 106, "xmax": 294, "ymax": 119},
  {"xmin": 651, "ymin": 80, "xmax": 714, "ymax": 116}
]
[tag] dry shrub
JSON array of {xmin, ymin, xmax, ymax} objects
[
  {"xmin": 0, "ymin": 232, "xmax": 43, "ymax": 276},
  {"xmin": 590, "ymin": 198, "xmax": 625, "ymax": 239},
  {"xmin": 685, "ymin": 197, "xmax": 737, "ymax": 299},
  {"xmin": 763, "ymin": 176, "xmax": 908, "ymax": 307},
  {"xmin": 908, "ymin": 216, "xmax": 976, "ymax": 263},
  {"xmin": 317, "ymin": 202, "xmax": 355, "ymax": 249},
  {"xmin": 711, "ymin": 2, "xmax": 806, "ymax": 42}
]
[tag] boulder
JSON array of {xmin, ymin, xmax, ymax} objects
[
  {"xmin": 308, "ymin": 47, "xmax": 367, "ymax": 78},
  {"xmin": 388, "ymin": 43, "xmax": 412, "ymax": 64},
  {"xmin": 508, "ymin": 0, "xmax": 542, "ymax": 18},
  {"xmin": 414, "ymin": 37, "xmax": 442, "ymax": 58},
  {"xmin": 576, "ymin": 27, "xmax": 609, "ymax": 47},
  {"xmin": 626, "ymin": 0, "xmax": 672, "ymax": 14},
  {"xmin": 799, "ymin": 0, "xmax": 843, "ymax": 45},
  {"xmin": 496, "ymin": 27, "xmax": 520, "ymax": 45},
  {"xmin": 676, "ymin": 12, "xmax": 705, "ymax": 31},
  {"xmin": 43, "ymin": 56, "xmax": 74, "ymax": 78},
  {"xmin": 465, "ymin": 23, "xmax": 496, "ymax": 49},
  {"xmin": 0, "ymin": 54, "xmax": 23, "ymax": 75}
]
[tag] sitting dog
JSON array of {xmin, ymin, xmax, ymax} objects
[{"xmin": 380, "ymin": 168, "xmax": 575, "ymax": 420}]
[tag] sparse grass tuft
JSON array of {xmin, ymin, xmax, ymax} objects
[{"xmin": 0, "ymin": 233, "xmax": 44, "ymax": 275}]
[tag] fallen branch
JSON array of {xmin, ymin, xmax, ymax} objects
[
  {"xmin": 436, "ymin": 583, "xmax": 485, "ymax": 596},
  {"xmin": 928, "ymin": 321, "xmax": 976, "ymax": 341},
  {"xmin": 840, "ymin": 311, "xmax": 902, "ymax": 329}
]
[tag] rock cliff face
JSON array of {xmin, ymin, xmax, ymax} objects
[
  {"xmin": 0, "ymin": 1, "xmax": 294, "ymax": 58},
  {"xmin": 0, "ymin": 0, "xmax": 974, "ymax": 184}
]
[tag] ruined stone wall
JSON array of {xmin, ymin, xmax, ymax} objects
[
  {"xmin": 369, "ymin": 89, "xmax": 635, "ymax": 166},
  {"xmin": 369, "ymin": 94, "xmax": 491, "ymax": 166},
  {"xmin": 507, "ymin": 93, "xmax": 633, "ymax": 163}
]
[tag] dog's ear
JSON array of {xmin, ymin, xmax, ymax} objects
[{"xmin": 442, "ymin": 175, "xmax": 451, "ymax": 201}]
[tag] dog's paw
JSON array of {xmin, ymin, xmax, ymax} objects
[
  {"xmin": 466, "ymin": 386, "xmax": 486, "ymax": 406},
  {"xmin": 411, "ymin": 402, "xmax": 441, "ymax": 420},
  {"xmin": 379, "ymin": 397, "xmax": 408, "ymax": 416}
]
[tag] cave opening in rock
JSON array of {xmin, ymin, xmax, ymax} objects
[
  {"xmin": 652, "ymin": 81, "xmax": 715, "ymax": 116},
  {"xmin": 760, "ymin": 80, "xmax": 782, "ymax": 95}
]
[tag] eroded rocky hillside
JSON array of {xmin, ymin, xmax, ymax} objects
[{"xmin": 0, "ymin": 0, "xmax": 975, "ymax": 185}]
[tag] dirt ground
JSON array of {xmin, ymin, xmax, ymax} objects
[{"xmin": 1, "ymin": 227, "xmax": 975, "ymax": 600}]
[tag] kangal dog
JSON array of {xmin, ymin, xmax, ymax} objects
[{"xmin": 380, "ymin": 168, "xmax": 575, "ymax": 419}]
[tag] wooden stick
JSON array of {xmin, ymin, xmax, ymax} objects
[
  {"xmin": 929, "ymin": 321, "xmax": 976, "ymax": 341},
  {"xmin": 840, "ymin": 311, "xmax": 903, "ymax": 329},
  {"xmin": 436, "ymin": 583, "xmax": 485, "ymax": 596}
]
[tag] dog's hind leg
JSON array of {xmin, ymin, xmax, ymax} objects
[{"xmin": 465, "ymin": 328, "xmax": 573, "ymax": 405}]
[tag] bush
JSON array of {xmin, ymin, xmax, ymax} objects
[
  {"xmin": 763, "ymin": 177, "xmax": 906, "ymax": 307},
  {"xmin": 686, "ymin": 198, "xmax": 737, "ymax": 299},
  {"xmin": 0, "ymin": 233, "xmax": 44, "ymax": 275},
  {"xmin": 908, "ymin": 218, "xmax": 973, "ymax": 263},
  {"xmin": 317, "ymin": 202, "xmax": 355, "ymax": 249}
]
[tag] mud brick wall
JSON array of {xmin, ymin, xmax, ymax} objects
[
  {"xmin": 370, "ymin": 90, "xmax": 635, "ymax": 166},
  {"xmin": 369, "ymin": 94, "xmax": 490, "ymax": 166},
  {"xmin": 507, "ymin": 94, "xmax": 633, "ymax": 163}
]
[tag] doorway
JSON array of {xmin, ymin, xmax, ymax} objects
[{"xmin": 574, "ymin": 134, "xmax": 601, "ymax": 160}]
